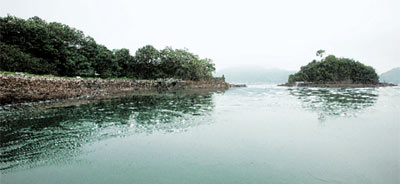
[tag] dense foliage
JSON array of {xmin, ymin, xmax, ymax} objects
[
  {"xmin": 0, "ymin": 15, "xmax": 215, "ymax": 80},
  {"xmin": 288, "ymin": 55, "xmax": 379, "ymax": 84}
]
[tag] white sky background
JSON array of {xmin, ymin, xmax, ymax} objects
[{"xmin": 1, "ymin": 0, "xmax": 399, "ymax": 73}]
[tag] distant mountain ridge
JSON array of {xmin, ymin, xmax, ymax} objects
[
  {"xmin": 215, "ymin": 67, "xmax": 295, "ymax": 84},
  {"xmin": 380, "ymin": 67, "xmax": 400, "ymax": 84}
]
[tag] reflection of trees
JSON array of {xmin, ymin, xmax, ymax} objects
[
  {"xmin": 289, "ymin": 88, "xmax": 378, "ymax": 121},
  {"xmin": 0, "ymin": 91, "xmax": 215, "ymax": 172}
]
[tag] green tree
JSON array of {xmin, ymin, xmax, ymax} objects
[
  {"xmin": 316, "ymin": 49, "xmax": 325, "ymax": 58},
  {"xmin": 159, "ymin": 47, "xmax": 215, "ymax": 80},
  {"xmin": 113, "ymin": 48, "xmax": 135, "ymax": 77},
  {"xmin": 93, "ymin": 45, "xmax": 116, "ymax": 78},
  {"xmin": 134, "ymin": 45, "xmax": 161, "ymax": 79}
]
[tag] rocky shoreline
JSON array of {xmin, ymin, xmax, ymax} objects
[
  {"xmin": 278, "ymin": 81, "xmax": 397, "ymax": 88},
  {"xmin": 0, "ymin": 74, "xmax": 245, "ymax": 105}
]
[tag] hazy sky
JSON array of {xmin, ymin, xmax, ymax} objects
[{"xmin": 2, "ymin": 0, "xmax": 399, "ymax": 73}]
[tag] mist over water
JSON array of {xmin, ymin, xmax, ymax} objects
[{"xmin": 1, "ymin": 86, "xmax": 399, "ymax": 184}]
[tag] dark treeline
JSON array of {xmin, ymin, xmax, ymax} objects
[
  {"xmin": 0, "ymin": 15, "xmax": 215, "ymax": 80},
  {"xmin": 288, "ymin": 53, "xmax": 379, "ymax": 84}
]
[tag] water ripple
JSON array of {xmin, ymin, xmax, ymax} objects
[
  {"xmin": 0, "ymin": 91, "xmax": 215, "ymax": 172},
  {"xmin": 288, "ymin": 87, "xmax": 379, "ymax": 121}
]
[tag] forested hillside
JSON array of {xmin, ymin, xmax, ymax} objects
[{"xmin": 0, "ymin": 15, "xmax": 215, "ymax": 80}]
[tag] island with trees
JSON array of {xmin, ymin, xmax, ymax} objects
[
  {"xmin": 280, "ymin": 50, "xmax": 396, "ymax": 87},
  {"xmin": 0, "ymin": 15, "xmax": 242, "ymax": 105}
]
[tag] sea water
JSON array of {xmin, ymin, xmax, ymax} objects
[{"xmin": 1, "ymin": 85, "xmax": 399, "ymax": 184}]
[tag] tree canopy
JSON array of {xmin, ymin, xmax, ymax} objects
[
  {"xmin": 288, "ymin": 54, "xmax": 379, "ymax": 84},
  {"xmin": 0, "ymin": 15, "xmax": 215, "ymax": 80}
]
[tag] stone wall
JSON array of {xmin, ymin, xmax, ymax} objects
[{"xmin": 0, "ymin": 74, "xmax": 233, "ymax": 105}]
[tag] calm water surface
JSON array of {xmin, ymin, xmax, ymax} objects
[{"xmin": 1, "ymin": 85, "xmax": 399, "ymax": 184}]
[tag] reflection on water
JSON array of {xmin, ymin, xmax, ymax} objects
[
  {"xmin": 289, "ymin": 88, "xmax": 378, "ymax": 121},
  {"xmin": 1, "ymin": 86, "xmax": 398, "ymax": 184},
  {"xmin": 0, "ymin": 91, "xmax": 216, "ymax": 172}
]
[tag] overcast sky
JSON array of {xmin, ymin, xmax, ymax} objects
[{"xmin": 2, "ymin": 0, "xmax": 399, "ymax": 73}]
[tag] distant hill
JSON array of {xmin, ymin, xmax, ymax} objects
[
  {"xmin": 215, "ymin": 67, "xmax": 295, "ymax": 84},
  {"xmin": 380, "ymin": 67, "xmax": 400, "ymax": 84}
]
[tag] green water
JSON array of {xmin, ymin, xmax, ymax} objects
[{"xmin": 1, "ymin": 86, "xmax": 399, "ymax": 184}]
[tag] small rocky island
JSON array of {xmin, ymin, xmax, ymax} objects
[{"xmin": 280, "ymin": 50, "xmax": 396, "ymax": 87}]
